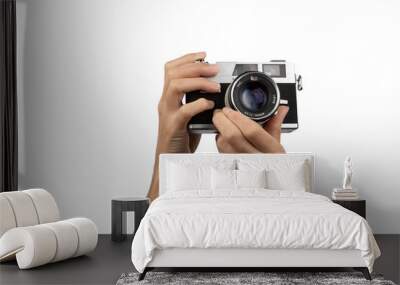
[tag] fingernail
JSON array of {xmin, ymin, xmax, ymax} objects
[
  {"xmin": 213, "ymin": 109, "xmax": 221, "ymax": 115},
  {"xmin": 209, "ymin": 64, "xmax": 219, "ymax": 71},
  {"xmin": 216, "ymin": 83, "xmax": 221, "ymax": 92},
  {"xmin": 196, "ymin": 51, "xmax": 206, "ymax": 60},
  {"xmin": 280, "ymin": 105, "xmax": 289, "ymax": 113},
  {"xmin": 208, "ymin": 100, "xmax": 215, "ymax": 108},
  {"xmin": 222, "ymin": 107, "xmax": 233, "ymax": 115}
]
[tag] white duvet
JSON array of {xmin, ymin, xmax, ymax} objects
[{"xmin": 131, "ymin": 190, "xmax": 380, "ymax": 273}]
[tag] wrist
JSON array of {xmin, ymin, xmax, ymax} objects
[{"xmin": 156, "ymin": 132, "xmax": 191, "ymax": 154}]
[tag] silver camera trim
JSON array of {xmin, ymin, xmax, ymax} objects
[{"xmin": 211, "ymin": 61, "xmax": 296, "ymax": 84}]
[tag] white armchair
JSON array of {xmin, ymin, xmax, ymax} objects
[{"xmin": 0, "ymin": 189, "xmax": 97, "ymax": 269}]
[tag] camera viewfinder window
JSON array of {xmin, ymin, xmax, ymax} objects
[
  {"xmin": 262, "ymin": 64, "xmax": 286, "ymax": 77},
  {"xmin": 233, "ymin": 64, "xmax": 258, "ymax": 76}
]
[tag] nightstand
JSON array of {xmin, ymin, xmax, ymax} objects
[
  {"xmin": 111, "ymin": 197, "xmax": 149, "ymax": 242},
  {"xmin": 332, "ymin": 199, "xmax": 366, "ymax": 219}
]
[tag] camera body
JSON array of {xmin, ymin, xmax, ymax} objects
[{"xmin": 185, "ymin": 60, "xmax": 301, "ymax": 133}]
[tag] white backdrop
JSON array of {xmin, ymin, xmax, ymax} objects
[{"xmin": 16, "ymin": 0, "xmax": 400, "ymax": 233}]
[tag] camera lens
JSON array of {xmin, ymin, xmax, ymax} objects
[
  {"xmin": 238, "ymin": 82, "xmax": 268, "ymax": 112},
  {"xmin": 225, "ymin": 71, "xmax": 280, "ymax": 123}
]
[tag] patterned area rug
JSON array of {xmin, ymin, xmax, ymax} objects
[{"xmin": 116, "ymin": 272, "xmax": 396, "ymax": 285}]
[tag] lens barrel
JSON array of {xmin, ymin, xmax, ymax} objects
[{"xmin": 225, "ymin": 71, "xmax": 280, "ymax": 123}]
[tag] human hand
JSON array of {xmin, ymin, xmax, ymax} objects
[
  {"xmin": 148, "ymin": 52, "xmax": 220, "ymax": 201},
  {"xmin": 213, "ymin": 106, "xmax": 289, "ymax": 153},
  {"xmin": 156, "ymin": 52, "xmax": 220, "ymax": 154}
]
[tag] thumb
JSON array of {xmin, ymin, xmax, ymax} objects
[{"xmin": 264, "ymin": 106, "xmax": 289, "ymax": 142}]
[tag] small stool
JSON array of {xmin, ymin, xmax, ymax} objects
[{"xmin": 111, "ymin": 197, "xmax": 149, "ymax": 242}]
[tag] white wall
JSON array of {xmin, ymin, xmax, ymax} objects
[{"xmin": 17, "ymin": 0, "xmax": 400, "ymax": 233}]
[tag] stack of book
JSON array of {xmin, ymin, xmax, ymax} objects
[{"xmin": 332, "ymin": 188, "xmax": 359, "ymax": 200}]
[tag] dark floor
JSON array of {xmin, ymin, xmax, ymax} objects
[
  {"xmin": 0, "ymin": 235, "xmax": 133, "ymax": 285},
  {"xmin": 0, "ymin": 235, "xmax": 399, "ymax": 285}
]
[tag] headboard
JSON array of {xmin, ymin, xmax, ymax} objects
[{"xmin": 159, "ymin": 153, "xmax": 315, "ymax": 194}]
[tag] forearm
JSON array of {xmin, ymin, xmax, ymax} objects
[
  {"xmin": 147, "ymin": 138, "xmax": 168, "ymax": 202},
  {"xmin": 147, "ymin": 152, "xmax": 160, "ymax": 202}
]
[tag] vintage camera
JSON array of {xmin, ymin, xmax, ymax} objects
[{"xmin": 185, "ymin": 60, "xmax": 302, "ymax": 133}]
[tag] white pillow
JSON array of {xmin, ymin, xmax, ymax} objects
[
  {"xmin": 266, "ymin": 162, "xmax": 308, "ymax": 191},
  {"xmin": 167, "ymin": 163, "xmax": 210, "ymax": 191},
  {"xmin": 211, "ymin": 168, "xmax": 267, "ymax": 190},
  {"xmin": 166, "ymin": 159, "xmax": 236, "ymax": 192},
  {"xmin": 238, "ymin": 159, "xmax": 310, "ymax": 192},
  {"xmin": 211, "ymin": 168, "xmax": 236, "ymax": 190},
  {"xmin": 236, "ymin": 169, "xmax": 267, "ymax": 189}
]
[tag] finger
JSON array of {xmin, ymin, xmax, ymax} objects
[
  {"xmin": 215, "ymin": 134, "xmax": 237, "ymax": 153},
  {"xmin": 212, "ymin": 110, "xmax": 258, "ymax": 153},
  {"xmin": 166, "ymin": 78, "xmax": 220, "ymax": 105},
  {"xmin": 264, "ymin": 106, "xmax": 289, "ymax": 142},
  {"xmin": 165, "ymin": 52, "xmax": 206, "ymax": 71},
  {"xmin": 222, "ymin": 107, "xmax": 285, "ymax": 153},
  {"xmin": 166, "ymin": 63, "xmax": 219, "ymax": 81},
  {"xmin": 176, "ymin": 98, "xmax": 214, "ymax": 126}
]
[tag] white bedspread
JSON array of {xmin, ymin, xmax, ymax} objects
[{"xmin": 131, "ymin": 190, "xmax": 380, "ymax": 273}]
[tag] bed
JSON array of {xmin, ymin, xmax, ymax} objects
[{"xmin": 131, "ymin": 153, "xmax": 380, "ymax": 280}]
